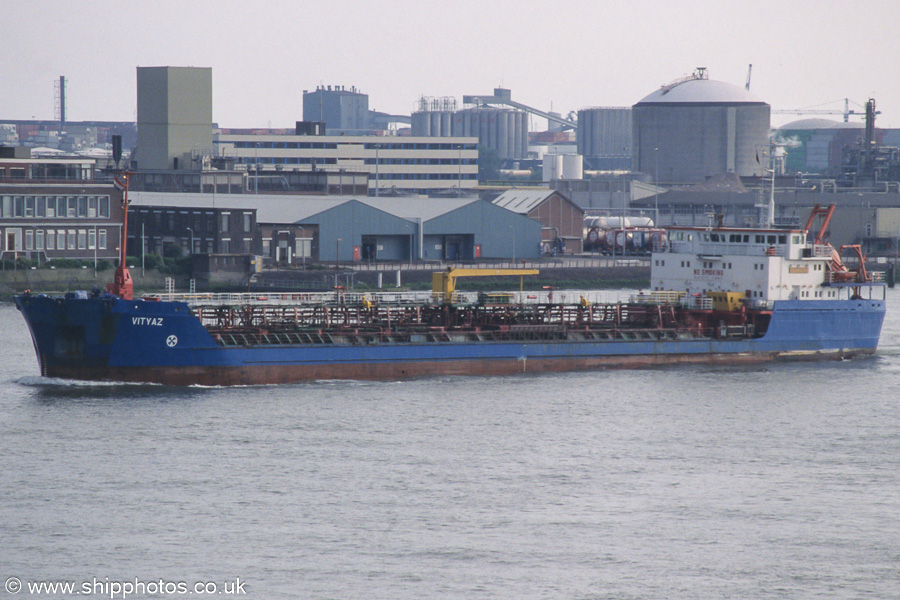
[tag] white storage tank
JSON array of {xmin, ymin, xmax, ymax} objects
[
  {"xmin": 542, "ymin": 154, "xmax": 563, "ymax": 180},
  {"xmin": 561, "ymin": 154, "xmax": 584, "ymax": 179},
  {"xmin": 632, "ymin": 68, "xmax": 770, "ymax": 184}
]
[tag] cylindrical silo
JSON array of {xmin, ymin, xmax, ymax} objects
[
  {"xmin": 453, "ymin": 107, "xmax": 528, "ymax": 159},
  {"xmin": 514, "ymin": 111, "xmax": 524, "ymax": 158},
  {"xmin": 521, "ymin": 112, "xmax": 529, "ymax": 157},
  {"xmin": 452, "ymin": 112, "xmax": 464, "ymax": 136},
  {"xmin": 576, "ymin": 108, "xmax": 588, "ymax": 155},
  {"xmin": 430, "ymin": 112, "xmax": 441, "ymax": 136},
  {"xmin": 577, "ymin": 107, "xmax": 632, "ymax": 168},
  {"xmin": 487, "ymin": 111, "xmax": 498, "ymax": 156},
  {"xmin": 411, "ymin": 111, "xmax": 431, "ymax": 136},
  {"xmin": 414, "ymin": 109, "xmax": 465, "ymax": 137},
  {"xmin": 440, "ymin": 111, "xmax": 452, "ymax": 137},
  {"xmin": 632, "ymin": 69, "xmax": 770, "ymax": 183},
  {"xmin": 561, "ymin": 154, "xmax": 584, "ymax": 179},
  {"xmin": 542, "ymin": 154, "xmax": 562, "ymax": 180},
  {"xmin": 497, "ymin": 111, "xmax": 510, "ymax": 158}
]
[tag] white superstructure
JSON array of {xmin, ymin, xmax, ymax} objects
[{"xmin": 650, "ymin": 226, "xmax": 841, "ymax": 304}]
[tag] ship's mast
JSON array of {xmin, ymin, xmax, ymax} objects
[
  {"xmin": 758, "ymin": 144, "xmax": 776, "ymax": 228},
  {"xmin": 106, "ymin": 172, "xmax": 133, "ymax": 300},
  {"xmin": 767, "ymin": 152, "xmax": 776, "ymax": 228}
]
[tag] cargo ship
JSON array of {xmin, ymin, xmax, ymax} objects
[{"xmin": 13, "ymin": 178, "xmax": 887, "ymax": 385}]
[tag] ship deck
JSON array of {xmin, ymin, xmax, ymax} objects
[{"xmin": 168, "ymin": 291, "xmax": 767, "ymax": 348}]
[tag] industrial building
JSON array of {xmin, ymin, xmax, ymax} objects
[
  {"xmin": 0, "ymin": 146, "xmax": 97, "ymax": 181},
  {"xmin": 135, "ymin": 66, "xmax": 213, "ymax": 171},
  {"xmin": 213, "ymin": 130, "xmax": 479, "ymax": 195},
  {"xmin": 491, "ymin": 189, "xmax": 584, "ymax": 254},
  {"xmin": 128, "ymin": 192, "xmax": 541, "ymax": 263},
  {"xmin": 774, "ymin": 117, "xmax": 900, "ymax": 182},
  {"xmin": 303, "ymin": 85, "xmax": 370, "ymax": 132},
  {"xmin": 0, "ymin": 181, "xmax": 124, "ymax": 264},
  {"xmin": 411, "ymin": 90, "xmax": 542, "ymax": 161},
  {"xmin": 551, "ymin": 175, "xmax": 661, "ymax": 212},
  {"xmin": 632, "ymin": 68, "xmax": 771, "ymax": 184},
  {"xmin": 128, "ymin": 204, "xmax": 257, "ymax": 257},
  {"xmin": 131, "ymin": 67, "xmax": 479, "ymax": 196},
  {"xmin": 411, "ymin": 103, "xmax": 529, "ymax": 161},
  {"xmin": 301, "ymin": 85, "xmax": 411, "ymax": 133}
]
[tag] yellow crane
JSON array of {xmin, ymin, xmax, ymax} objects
[{"xmin": 432, "ymin": 268, "xmax": 540, "ymax": 303}]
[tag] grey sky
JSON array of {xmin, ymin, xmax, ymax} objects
[{"xmin": 3, "ymin": 0, "xmax": 898, "ymax": 129}]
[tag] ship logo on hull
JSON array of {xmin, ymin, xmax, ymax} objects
[{"xmin": 166, "ymin": 335, "xmax": 178, "ymax": 347}]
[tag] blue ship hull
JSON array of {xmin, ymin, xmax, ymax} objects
[{"xmin": 14, "ymin": 293, "xmax": 886, "ymax": 386}]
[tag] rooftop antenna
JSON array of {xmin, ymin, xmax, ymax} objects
[{"xmin": 745, "ymin": 64, "xmax": 752, "ymax": 91}]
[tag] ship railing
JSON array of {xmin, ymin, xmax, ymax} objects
[
  {"xmin": 150, "ymin": 290, "xmax": 440, "ymax": 307},
  {"xmin": 744, "ymin": 298, "xmax": 770, "ymax": 309},
  {"xmin": 812, "ymin": 244, "xmax": 834, "ymax": 258},
  {"xmin": 435, "ymin": 291, "xmax": 480, "ymax": 304},
  {"xmin": 510, "ymin": 290, "xmax": 634, "ymax": 305},
  {"xmin": 154, "ymin": 289, "xmax": 643, "ymax": 309},
  {"xmin": 613, "ymin": 259, "xmax": 644, "ymax": 267},
  {"xmin": 629, "ymin": 291, "xmax": 686, "ymax": 305},
  {"xmin": 671, "ymin": 242, "xmax": 789, "ymax": 257},
  {"xmin": 679, "ymin": 295, "xmax": 714, "ymax": 310},
  {"xmin": 341, "ymin": 257, "xmax": 650, "ymax": 271},
  {"xmin": 823, "ymin": 271, "xmax": 885, "ymax": 284},
  {"xmin": 440, "ymin": 290, "xmax": 633, "ymax": 305}
]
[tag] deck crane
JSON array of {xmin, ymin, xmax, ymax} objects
[
  {"xmin": 432, "ymin": 268, "xmax": 540, "ymax": 303},
  {"xmin": 803, "ymin": 204, "xmax": 871, "ymax": 285}
]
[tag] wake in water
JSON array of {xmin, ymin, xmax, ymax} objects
[
  {"xmin": 14, "ymin": 375, "xmax": 206, "ymax": 402},
  {"xmin": 17, "ymin": 375, "xmax": 162, "ymax": 388}
]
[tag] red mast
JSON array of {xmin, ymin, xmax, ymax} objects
[{"xmin": 106, "ymin": 172, "xmax": 133, "ymax": 300}]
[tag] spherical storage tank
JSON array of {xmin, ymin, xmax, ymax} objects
[{"xmin": 632, "ymin": 69, "xmax": 770, "ymax": 184}]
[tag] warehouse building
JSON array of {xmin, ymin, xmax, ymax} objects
[
  {"xmin": 491, "ymin": 189, "xmax": 584, "ymax": 254},
  {"xmin": 128, "ymin": 192, "xmax": 541, "ymax": 263}
]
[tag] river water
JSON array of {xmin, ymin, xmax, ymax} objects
[{"xmin": 1, "ymin": 291, "xmax": 899, "ymax": 599}]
